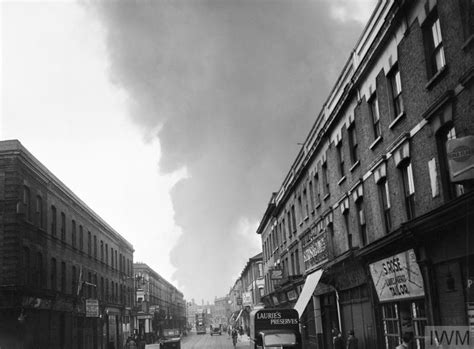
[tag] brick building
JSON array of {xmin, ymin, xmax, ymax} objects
[
  {"xmin": 213, "ymin": 296, "xmax": 231, "ymax": 327},
  {"xmin": 0, "ymin": 140, "xmax": 135, "ymax": 349},
  {"xmin": 132, "ymin": 262, "xmax": 185, "ymax": 341},
  {"xmin": 257, "ymin": 1, "xmax": 474, "ymax": 348}
]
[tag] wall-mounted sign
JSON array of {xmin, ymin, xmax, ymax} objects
[
  {"xmin": 447, "ymin": 136, "xmax": 474, "ymax": 182},
  {"xmin": 242, "ymin": 292, "xmax": 252, "ymax": 306},
  {"xmin": 287, "ymin": 290, "xmax": 297, "ymax": 301},
  {"xmin": 86, "ymin": 299, "xmax": 99, "ymax": 317},
  {"xmin": 270, "ymin": 268, "xmax": 283, "ymax": 280},
  {"xmin": 303, "ymin": 233, "xmax": 328, "ymax": 272},
  {"xmin": 237, "ymin": 297, "xmax": 243, "ymax": 305},
  {"xmin": 369, "ymin": 249, "xmax": 425, "ymax": 302}
]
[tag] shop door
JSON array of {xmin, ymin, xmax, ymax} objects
[{"xmin": 321, "ymin": 293, "xmax": 338, "ymax": 349}]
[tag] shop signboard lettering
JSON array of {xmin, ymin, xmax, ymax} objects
[
  {"xmin": 303, "ymin": 233, "xmax": 328, "ymax": 271},
  {"xmin": 254, "ymin": 309, "xmax": 299, "ymax": 328},
  {"xmin": 242, "ymin": 291, "xmax": 252, "ymax": 306},
  {"xmin": 86, "ymin": 299, "xmax": 99, "ymax": 317},
  {"xmin": 369, "ymin": 249, "xmax": 425, "ymax": 302}
]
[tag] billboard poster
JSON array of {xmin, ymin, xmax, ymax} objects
[{"xmin": 369, "ymin": 249, "xmax": 425, "ymax": 302}]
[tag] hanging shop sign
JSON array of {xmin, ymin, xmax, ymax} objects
[
  {"xmin": 447, "ymin": 136, "xmax": 474, "ymax": 182},
  {"xmin": 287, "ymin": 289, "xmax": 298, "ymax": 301},
  {"xmin": 242, "ymin": 292, "xmax": 252, "ymax": 306},
  {"xmin": 86, "ymin": 299, "xmax": 99, "ymax": 317},
  {"xmin": 303, "ymin": 232, "xmax": 328, "ymax": 272},
  {"xmin": 270, "ymin": 268, "xmax": 283, "ymax": 280},
  {"xmin": 369, "ymin": 249, "xmax": 425, "ymax": 302}
]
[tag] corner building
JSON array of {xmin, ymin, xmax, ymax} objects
[
  {"xmin": 0, "ymin": 140, "xmax": 135, "ymax": 349},
  {"xmin": 257, "ymin": 1, "xmax": 474, "ymax": 348}
]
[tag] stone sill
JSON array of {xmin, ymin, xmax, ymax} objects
[{"xmin": 389, "ymin": 112, "xmax": 406, "ymax": 129}]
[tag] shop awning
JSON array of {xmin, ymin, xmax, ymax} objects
[
  {"xmin": 234, "ymin": 309, "xmax": 244, "ymax": 322},
  {"xmin": 293, "ymin": 269, "xmax": 323, "ymax": 318}
]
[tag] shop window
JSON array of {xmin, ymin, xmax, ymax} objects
[
  {"xmin": 389, "ymin": 64, "xmax": 404, "ymax": 119},
  {"xmin": 436, "ymin": 125, "xmax": 465, "ymax": 200},
  {"xmin": 423, "ymin": 10, "xmax": 446, "ymax": 79}
]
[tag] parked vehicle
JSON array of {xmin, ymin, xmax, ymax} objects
[
  {"xmin": 159, "ymin": 329, "xmax": 181, "ymax": 349},
  {"xmin": 210, "ymin": 324, "xmax": 222, "ymax": 336}
]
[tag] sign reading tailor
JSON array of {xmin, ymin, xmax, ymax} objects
[
  {"xmin": 254, "ymin": 309, "xmax": 299, "ymax": 329},
  {"xmin": 369, "ymin": 249, "xmax": 425, "ymax": 302}
]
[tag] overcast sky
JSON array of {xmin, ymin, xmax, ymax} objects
[{"xmin": 1, "ymin": 0, "xmax": 376, "ymax": 303}]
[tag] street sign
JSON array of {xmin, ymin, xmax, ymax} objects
[{"xmin": 86, "ymin": 299, "xmax": 99, "ymax": 317}]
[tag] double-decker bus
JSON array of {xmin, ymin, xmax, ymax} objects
[{"xmin": 195, "ymin": 312, "xmax": 206, "ymax": 335}]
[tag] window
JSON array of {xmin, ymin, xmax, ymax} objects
[
  {"xmin": 87, "ymin": 231, "xmax": 92, "ymax": 256},
  {"xmin": 389, "ymin": 65, "xmax": 404, "ymax": 118},
  {"xmin": 282, "ymin": 218, "xmax": 287, "ymax": 244},
  {"xmin": 101, "ymin": 277, "xmax": 104, "ymax": 300},
  {"xmin": 342, "ymin": 202, "xmax": 351, "ymax": 248},
  {"xmin": 101, "ymin": 241, "xmax": 104, "ymax": 262},
  {"xmin": 303, "ymin": 189, "xmax": 309, "ymax": 218},
  {"xmin": 93, "ymin": 274, "xmax": 98, "ymax": 298},
  {"xmin": 61, "ymin": 261, "xmax": 66, "ymax": 293},
  {"xmin": 88, "ymin": 272, "xmax": 92, "ymax": 298},
  {"xmin": 459, "ymin": 0, "xmax": 474, "ymax": 40},
  {"xmin": 23, "ymin": 247, "xmax": 31, "ymax": 286},
  {"xmin": 37, "ymin": 252, "xmax": 43, "ymax": 288},
  {"xmin": 314, "ymin": 172, "xmax": 321, "ymax": 205},
  {"xmin": 308, "ymin": 181, "xmax": 315, "ymax": 212},
  {"xmin": 60, "ymin": 212, "xmax": 66, "ymax": 241},
  {"xmin": 94, "ymin": 235, "xmax": 97, "ymax": 259},
  {"xmin": 297, "ymin": 196, "xmax": 303, "ymax": 223},
  {"xmin": 36, "ymin": 195, "xmax": 43, "ymax": 228},
  {"xmin": 115, "ymin": 250, "xmax": 118, "ymax": 270},
  {"xmin": 424, "ymin": 11, "xmax": 446, "ymax": 79},
  {"xmin": 71, "ymin": 220, "xmax": 76, "ymax": 248},
  {"xmin": 106, "ymin": 279, "xmax": 109, "ymax": 301},
  {"xmin": 295, "ymin": 249, "xmax": 300, "ymax": 275},
  {"xmin": 72, "ymin": 266, "xmax": 77, "ymax": 296},
  {"xmin": 355, "ymin": 199, "xmax": 367, "ymax": 246},
  {"xmin": 51, "ymin": 258, "xmax": 57, "ymax": 291},
  {"xmin": 291, "ymin": 205, "xmax": 296, "ymax": 233},
  {"xmin": 51, "ymin": 205, "xmax": 57, "ymax": 236},
  {"xmin": 400, "ymin": 161, "xmax": 416, "ymax": 220},
  {"xmin": 437, "ymin": 125, "xmax": 465, "ymax": 200},
  {"xmin": 322, "ymin": 160, "xmax": 330, "ymax": 197},
  {"xmin": 106, "ymin": 244, "xmax": 109, "ymax": 265},
  {"xmin": 287, "ymin": 211, "xmax": 292, "ymax": 236},
  {"xmin": 337, "ymin": 142, "xmax": 345, "ymax": 178},
  {"xmin": 369, "ymin": 93, "xmax": 381, "ymax": 139},
  {"xmin": 379, "ymin": 179, "xmax": 392, "ymax": 233},
  {"xmin": 23, "ymin": 186, "xmax": 31, "ymax": 221},
  {"xmin": 348, "ymin": 123, "xmax": 359, "ymax": 164},
  {"xmin": 79, "ymin": 225, "xmax": 83, "ymax": 251}
]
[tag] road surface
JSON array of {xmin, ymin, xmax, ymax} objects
[{"xmin": 181, "ymin": 331, "xmax": 250, "ymax": 349}]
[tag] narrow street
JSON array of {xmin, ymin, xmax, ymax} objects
[{"xmin": 180, "ymin": 331, "xmax": 250, "ymax": 349}]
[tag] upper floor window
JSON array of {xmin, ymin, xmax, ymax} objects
[
  {"xmin": 459, "ymin": 0, "xmax": 474, "ymax": 40},
  {"xmin": 389, "ymin": 65, "xmax": 404, "ymax": 118},
  {"xmin": 79, "ymin": 225, "xmax": 83, "ymax": 251},
  {"xmin": 87, "ymin": 231, "xmax": 92, "ymax": 256},
  {"xmin": 101, "ymin": 241, "xmax": 104, "ymax": 262},
  {"xmin": 297, "ymin": 196, "xmax": 303, "ymax": 223},
  {"xmin": 61, "ymin": 261, "xmax": 66, "ymax": 293},
  {"xmin": 424, "ymin": 11, "xmax": 446, "ymax": 78},
  {"xmin": 348, "ymin": 123, "xmax": 359, "ymax": 165},
  {"xmin": 308, "ymin": 181, "xmax": 315, "ymax": 212},
  {"xmin": 23, "ymin": 186, "xmax": 31, "ymax": 222},
  {"xmin": 51, "ymin": 205, "xmax": 57, "ymax": 236},
  {"xmin": 23, "ymin": 247, "xmax": 31, "ymax": 286},
  {"xmin": 303, "ymin": 189, "xmax": 309, "ymax": 218},
  {"xmin": 400, "ymin": 161, "xmax": 416, "ymax": 220},
  {"xmin": 314, "ymin": 171, "xmax": 321, "ymax": 206},
  {"xmin": 379, "ymin": 178, "xmax": 392, "ymax": 233},
  {"xmin": 72, "ymin": 266, "xmax": 77, "ymax": 296},
  {"xmin": 356, "ymin": 200, "xmax": 367, "ymax": 246},
  {"xmin": 36, "ymin": 195, "xmax": 43, "ymax": 228},
  {"xmin": 72, "ymin": 220, "xmax": 76, "ymax": 248},
  {"xmin": 369, "ymin": 93, "xmax": 381, "ymax": 139},
  {"xmin": 322, "ymin": 160, "xmax": 330, "ymax": 197},
  {"xmin": 50, "ymin": 257, "xmax": 57, "ymax": 291},
  {"xmin": 291, "ymin": 205, "xmax": 297, "ymax": 233},
  {"xmin": 60, "ymin": 212, "xmax": 66, "ymax": 241},
  {"xmin": 337, "ymin": 141, "xmax": 345, "ymax": 178},
  {"xmin": 94, "ymin": 235, "xmax": 97, "ymax": 259},
  {"xmin": 436, "ymin": 125, "xmax": 465, "ymax": 200},
  {"xmin": 37, "ymin": 252, "xmax": 44, "ymax": 288}
]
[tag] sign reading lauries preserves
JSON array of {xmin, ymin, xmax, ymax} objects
[{"xmin": 369, "ymin": 249, "xmax": 425, "ymax": 302}]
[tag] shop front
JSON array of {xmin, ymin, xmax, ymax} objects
[{"xmin": 368, "ymin": 248, "xmax": 427, "ymax": 349}]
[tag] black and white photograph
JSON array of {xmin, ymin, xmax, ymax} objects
[{"xmin": 1, "ymin": 0, "xmax": 473, "ymax": 348}]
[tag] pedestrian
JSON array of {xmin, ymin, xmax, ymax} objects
[
  {"xmin": 346, "ymin": 330, "xmax": 358, "ymax": 349},
  {"xmin": 332, "ymin": 328, "xmax": 344, "ymax": 349},
  {"xmin": 396, "ymin": 332, "xmax": 413, "ymax": 349}
]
